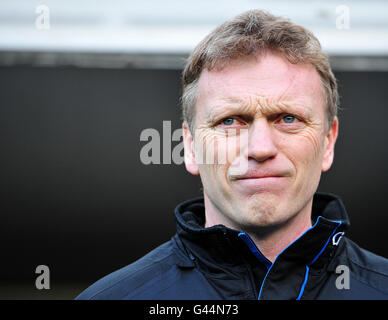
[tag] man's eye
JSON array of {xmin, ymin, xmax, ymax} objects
[
  {"xmin": 221, "ymin": 118, "xmax": 235, "ymax": 126},
  {"xmin": 281, "ymin": 115, "xmax": 297, "ymax": 124}
]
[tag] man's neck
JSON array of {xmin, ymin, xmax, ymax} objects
[
  {"xmin": 203, "ymin": 196, "xmax": 313, "ymax": 263},
  {"xmin": 245, "ymin": 206, "xmax": 313, "ymax": 262}
]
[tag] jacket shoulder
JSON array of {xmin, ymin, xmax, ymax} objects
[
  {"xmin": 344, "ymin": 238, "xmax": 388, "ymax": 296},
  {"xmin": 76, "ymin": 240, "xmax": 180, "ymax": 300}
]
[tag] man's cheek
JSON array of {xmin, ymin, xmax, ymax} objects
[
  {"xmin": 298, "ymin": 129, "xmax": 325, "ymax": 161},
  {"xmin": 219, "ymin": 130, "xmax": 249, "ymax": 176},
  {"xmin": 193, "ymin": 131, "xmax": 226, "ymax": 165},
  {"xmin": 285, "ymin": 134, "xmax": 321, "ymax": 166}
]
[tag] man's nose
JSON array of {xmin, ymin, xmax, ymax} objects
[{"xmin": 247, "ymin": 119, "xmax": 278, "ymax": 162}]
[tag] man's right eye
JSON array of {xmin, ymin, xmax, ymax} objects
[{"xmin": 221, "ymin": 118, "xmax": 235, "ymax": 126}]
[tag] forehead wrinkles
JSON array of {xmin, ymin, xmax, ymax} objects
[{"xmin": 213, "ymin": 95, "xmax": 309, "ymax": 118}]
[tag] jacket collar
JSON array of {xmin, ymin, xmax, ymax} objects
[{"xmin": 174, "ymin": 192, "xmax": 350, "ymax": 270}]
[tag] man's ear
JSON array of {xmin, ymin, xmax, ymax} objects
[
  {"xmin": 322, "ymin": 116, "xmax": 339, "ymax": 172},
  {"xmin": 183, "ymin": 122, "xmax": 199, "ymax": 175}
]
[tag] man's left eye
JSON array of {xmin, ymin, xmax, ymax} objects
[{"xmin": 281, "ymin": 115, "xmax": 296, "ymax": 124}]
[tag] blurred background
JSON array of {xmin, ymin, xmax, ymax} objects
[{"xmin": 0, "ymin": 0, "xmax": 387, "ymax": 299}]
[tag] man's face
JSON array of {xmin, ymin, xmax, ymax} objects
[{"xmin": 183, "ymin": 51, "xmax": 338, "ymax": 231}]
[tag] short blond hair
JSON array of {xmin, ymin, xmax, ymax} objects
[{"xmin": 181, "ymin": 9, "xmax": 338, "ymax": 132}]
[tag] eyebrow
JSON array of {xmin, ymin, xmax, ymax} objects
[{"xmin": 206, "ymin": 95, "xmax": 314, "ymax": 122}]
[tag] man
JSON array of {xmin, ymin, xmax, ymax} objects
[{"xmin": 77, "ymin": 10, "xmax": 388, "ymax": 300}]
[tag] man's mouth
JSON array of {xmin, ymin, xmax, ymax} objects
[
  {"xmin": 230, "ymin": 169, "xmax": 290, "ymax": 192},
  {"xmin": 229, "ymin": 169, "xmax": 289, "ymax": 181},
  {"xmin": 237, "ymin": 174, "xmax": 285, "ymax": 179}
]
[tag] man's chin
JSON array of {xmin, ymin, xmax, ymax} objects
[{"xmin": 235, "ymin": 194, "xmax": 287, "ymax": 228}]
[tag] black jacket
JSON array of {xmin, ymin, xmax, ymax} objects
[{"xmin": 76, "ymin": 193, "xmax": 388, "ymax": 300}]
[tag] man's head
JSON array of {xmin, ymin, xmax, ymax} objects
[{"xmin": 181, "ymin": 10, "xmax": 339, "ymax": 232}]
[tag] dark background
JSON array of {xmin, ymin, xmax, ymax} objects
[{"xmin": 0, "ymin": 65, "xmax": 387, "ymax": 299}]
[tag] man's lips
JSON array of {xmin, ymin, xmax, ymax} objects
[
  {"xmin": 229, "ymin": 168, "xmax": 291, "ymax": 193},
  {"xmin": 236, "ymin": 174, "xmax": 285, "ymax": 179},
  {"xmin": 230, "ymin": 171, "xmax": 289, "ymax": 180},
  {"xmin": 232, "ymin": 173, "xmax": 289, "ymax": 192}
]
